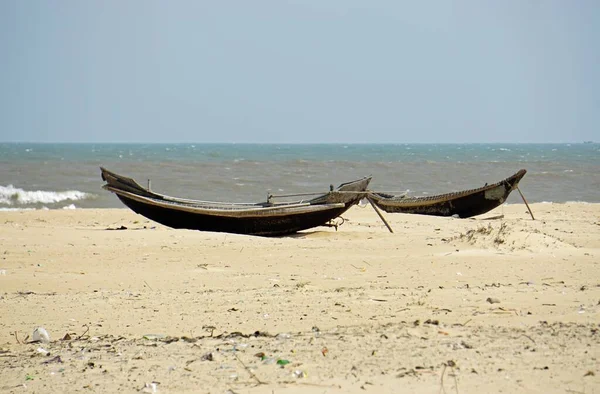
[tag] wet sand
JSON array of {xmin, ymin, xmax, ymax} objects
[{"xmin": 0, "ymin": 203, "xmax": 599, "ymax": 393}]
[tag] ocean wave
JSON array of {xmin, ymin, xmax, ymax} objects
[{"xmin": 0, "ymin": 185, "xmax": 94, "ymax": 206}]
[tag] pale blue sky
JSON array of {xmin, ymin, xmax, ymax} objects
[{"xmin": 1, "ymin": 1, "xmax": 598, "ymax": 143}]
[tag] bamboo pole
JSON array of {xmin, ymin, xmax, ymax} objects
[
  {"xmin": 516, "ymin": 186, "xmax": 535, "ymax": 220},
  {"xmin": 366, "ymin": 196, "xmax": 394, "ymax": 233}
]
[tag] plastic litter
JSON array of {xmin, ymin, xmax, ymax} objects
[
  {"xmin": 141, "ymin": 382, "xmax": 159, "ymax": 393},
  {"xmin": 294, "ymin": 369, "xmax": 307, "ymax": 378},
  {"xmin": 276, "ymin": 333, "xmax": 291, "ymax": 340},
  {"xmin": 142, "ymin": 334, "xmax": 165, "ymax": 340},
  {"xmin": 32, "ymin": 327, "xmax": 50, "ymax": 343},
  {"xmin": 36, "ymin": 347, "xmax": 50, "ymax": 356}
]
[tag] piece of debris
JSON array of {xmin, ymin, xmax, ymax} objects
[
  {"xmin": 107, "ymin": 225, "xmax": 128, "ymax": 230},
  {"xmin": 32, "ymin": 327, "xmax": 50, "ymax": 343},
  {"xmin": 200, "ymin": 352, "xmax": 214, "ymax": 361},
  {"xmin": 41, "ymin": 355, "xmax": 63, "ymax": 365},
  {"xmin": 141, "ymin": 381, "xmax": 159, "ymax": 393}
]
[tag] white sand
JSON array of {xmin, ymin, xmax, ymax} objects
[{"xmin": 0, "ymin": 203, "xmax": 599, "ymax": 393}]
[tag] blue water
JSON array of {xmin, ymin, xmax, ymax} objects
[{"xmin": 1, "ymin": 143, "xmax": 599, "ymax": 209}]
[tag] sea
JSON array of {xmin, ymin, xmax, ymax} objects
[{"xmin": 0, "ymin": 143, "xmax": 598, "ymax": 210}]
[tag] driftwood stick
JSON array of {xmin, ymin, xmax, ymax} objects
[
  {"xmin": 516, "ymin": 186, "xmax": 535, "ymax": 220},
  {"xmin": 439, "ymin": 364, "xmax": 448, "ymax": 394},
  {"xmin": 76, "ymin": 325, "xmax": 90, "ymax": 340},
  {"xmin": 366, "ymin": 196, "xmax": 394, "ymax": 233},
  {"xmin": 233, "ymin": 352, "xmax": 264, "ymax": 385}
]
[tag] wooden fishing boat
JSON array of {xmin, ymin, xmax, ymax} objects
[
  {"xmin": 100, "ymin": 167, "xmax": 370, "ymax": 236},
  {"xmin": 368, "ymin": 169, "xmax": 527, "ymax": 218}
]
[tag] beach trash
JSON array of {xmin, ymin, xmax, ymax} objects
[
  {"xmin": 262, "ymin": 357, "xmax": 277, "ymax": 365},
  {"xmin": 141, "ymin": 382, "xmax": 159, "ymax": 393},
  {"xmin": 294, "ymin": 369, "xmax": 307, "ymax": 378},
  {"xmin": 36, "ymin": 347, "xmax": 50, "ymax": 356},
  {"xmin": 276, "ymin": 333, "xmax": 291, "ymax": 340},
  {"xmin": 200, "ymin": 352, "xmax": 214, "ymax": 361},
  {"xmin": 32, "ymin": 327, "xmax": 50, "ymax": 343},
  {"xmin": 142, "ymin": 334, "xmax": 165, "ymax": 340}
]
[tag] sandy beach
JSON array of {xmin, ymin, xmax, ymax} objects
[{"xmin": 0, "ymin": 203, "xmax": 598, "ymax": 393}]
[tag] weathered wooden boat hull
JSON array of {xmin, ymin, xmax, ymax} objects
[
  {"xmin": 113, "ymin": 193, "xmax": 353, "ymax": 236},
  {"xmin": 101, "ymin": 167, "xmax": 370, "ymax": 236},
  {"xmin": 370, "ymin": 170, "xmax": 527, "ymax": 218}
]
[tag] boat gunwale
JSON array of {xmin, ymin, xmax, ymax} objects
[
  {"xmin": 105, "ymin": 186, "xmax": 347, "ymax": 217},
  {"xmin": 100, "ymin": 167, "xmax": 370, "ymax": 207}
]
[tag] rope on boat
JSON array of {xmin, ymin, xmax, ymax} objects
[
  {"xmin": 268, "ymin": 191, "xmax": 394, "ymax": 233},
  {"xmin": 268, "ymin": 190, "xmax": 368, "ymax": 198}
]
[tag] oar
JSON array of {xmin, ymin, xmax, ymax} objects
[
  {"xmin": 366, "ymin": 196, "xmax": 394, "ymax": 233},
  {"xmin": 516, "ymin": 186, "xmax": 535, "ymax": 220}
]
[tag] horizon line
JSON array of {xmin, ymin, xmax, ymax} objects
[{"xmin": 0, "ymin": 141, "xmax": 595, "ymax": 145}]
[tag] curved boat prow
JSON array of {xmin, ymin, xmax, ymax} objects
[{"xmin": 508, "ymin": 169, "xmax": 527, "ymax": 189}]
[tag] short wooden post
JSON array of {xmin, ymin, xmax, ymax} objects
[
  {"xmin": 367, "ymin": 196, "xmax": 394, "ymax": 233},
  {"xmin": 516, "ymin": 186, "xmax": 535, "ymax": 220}
]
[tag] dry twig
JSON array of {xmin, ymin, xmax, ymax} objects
[
  {"xmin": 76, "ymin": 325, "xmax": 90, "ymax": 340},
  {"xmin": 233, "ymin": 352, "xmax": 265, "ymax": 385}
]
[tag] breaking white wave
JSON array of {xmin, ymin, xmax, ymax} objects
[{"xmin": 0, "ymin": 185, "xmax": 93, "ymax": 206}]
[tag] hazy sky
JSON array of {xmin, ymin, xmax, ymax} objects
[{"xmin": 1, "ymin": 1, "xmax": 598, "ymax": 143}]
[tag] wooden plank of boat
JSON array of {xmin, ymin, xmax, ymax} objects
[
  {"xmin": 368, "ymin": 169, "xmax": 527, "ymax": 218},
  {"xmin": 104, "ymin": 186, "xmax": 345, "ymax": 217}
]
